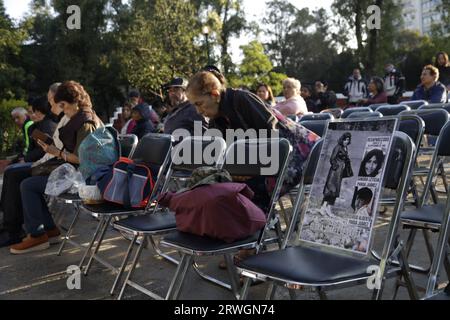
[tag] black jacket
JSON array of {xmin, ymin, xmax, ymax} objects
[
  {"xmin": 164, "ymin": 101, "xmax": 207, "ymax": 135},
  {"xmin": 209, "ymin": 89, "xmax": 278, "ymax": 135},
  {"xmin": 24, "ymin": 115, "xmax": 58, "ymax": 163},
  {"xmin": 438, "ymin": 65, "xmax": 450, "ymax": 87}
]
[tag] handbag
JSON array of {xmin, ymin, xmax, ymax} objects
[
  {"xmin": 31, "ymin": 158, "xmax": 65, "ymax": 176},
  {"xmin": 102, "ymin": 157, "xmax": 155, "ymax": 209}
]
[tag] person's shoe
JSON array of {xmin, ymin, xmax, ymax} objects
[
  {"xmin": 46, "ymin": 227, "xmax": 62, "ymax": 245},
  {"xmin": 0, "ymin": 230, "xmax": 26, "ymax": 248},
  {"xmin": 10, "ymin": 234, "xmax": 50, "ymax": 255}
]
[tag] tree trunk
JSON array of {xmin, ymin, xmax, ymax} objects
[{"xmin": 366, "ymin": 0, "xmax": 383, "ymax": 76}]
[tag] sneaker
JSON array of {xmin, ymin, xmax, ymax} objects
[
  {"xmin": 46, "ymin": 227, "xmax": 62, "ymax": 245},
  {"xmin": 10, "ymin": 234, "xmax": 50, "ymax": 255}
]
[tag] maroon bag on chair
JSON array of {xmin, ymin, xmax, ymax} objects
[{"xmin": 158, "ymin": 183, "xmax": 266, "ymax": 243}]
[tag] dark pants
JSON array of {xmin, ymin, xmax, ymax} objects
[
  {"xmin": 1, "ymin": 163, "xmax": 32, "ymax": 236},
  {"xmin": 21, "ymin": 175, "xmax": 55, "ymax": 237}
]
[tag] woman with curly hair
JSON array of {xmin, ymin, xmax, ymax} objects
[
  {"xmin": 321, "ymin": 132, "xmax": 353, "ymax": 216},
  {"xmin": 11, "ymin": 81, "xmax": 103, "ymax": 254}
]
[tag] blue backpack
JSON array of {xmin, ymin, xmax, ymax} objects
[{"xmin": 78, "ymin": 126, "xmax": 120, "ymax": 180}]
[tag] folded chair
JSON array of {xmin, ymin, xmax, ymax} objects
[
  {"xmin": 400, "ymin": 100, "xmax": 428, "ymax": 110},
  {"xmin": 299, "ymin": 113, "xmax": 334, "ymax": 122},
  {"xmin": 376, "ymin": 104, "xmax": 410, "ymax": 116},
  {"xmin": 56, "ymin": 133, "xmax": 138, "ymax": 253},
  {"xmin": 341, "ymin": 107, "xmax": 373, "ymax": 119},
  {"xmin": 160, "ymin": 138, "xmax": 293, "ymax": 300},
  {"xmin": 394, "ymin": 121, "xmax": 450, "ymax": 297},
  {"xmin": 58, "ymin": 134, "xmax": 172, "ymax": 279},
  {"xmin": 347, "ymin": 111, "xmax": 383, "ymax": 119},
  {"xmin": 113, "ymin": 136, "xmax": 227, "ymax": 299},
  {"xmin": 368, "ymin": 103, "xmax": 387, "ymax": 111},
  {"xmin": 237, "ymin": 131, "xmax": 419, "ymax": 300}
]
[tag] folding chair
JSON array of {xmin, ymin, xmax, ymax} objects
[
  {"xmin": 400, "ymin": 100, "xmax": 428, "ymax": 110},
  {"xmin": 237, "ymin": 131, "xmax": 419, "ymax": 300},
  {"xmin": 419, "ymin": 103, "xmax": 450, "ymax": 114},
  {"xmin": 347, "ymin": 111, "xmax": 383, "ymax": 119},
  {"xmin": 341, "ymin": 107, "xmax": 373, "ymax": 119},
  {"xmin": 368, "ymin": 103, "xmax": 387, "ymax": 111},
  {"xmin": 56, "ymin": 133, "xmax": 138, "ymax": 253},
  {"xmin": 400, "ymin": 109, "xmax": 449, "ymax": 203},
  {"xmin": 376, "ymin": 104, "xmax": 410, "ymax": 116},
  {"xmin": 59, "ymin": 134, "xmax": 172, "ymax": 278},
  {"xmin": 299, "ymin": 120, "xmax": 328, "ymax": 137},
  {"xmin": 320, "ymin": 108, "xmax": 343, "ymax": 119},
  {"xmin": 160, "ymin": 138, "xmax": 293, "ymax": 300},
  {"xmin": 395, "ymin": 121, "xmax": 450, "ymax": 297},
  {"xmin": 299, "ymin": 113, "xmax": 334, "ymax": 122},
  {"xmin": 113, "ymin": 136, "xmax": 227, "ymax": 299}
]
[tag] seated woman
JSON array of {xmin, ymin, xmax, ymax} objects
[
  {"xmin": 362, "ymin": 77, "xmax": 388, "ymax": 106},
  {"xmin": 0, "ymin": 95, "xmax": 59, "ymax": 248},
  {"xmin": 275, "ymin": 78, "xmax": 308, "ymax": 117},
  {"xmin": 131, "ymin": 103, "xmax": 157, "ymax": 139},
  {"xmin": 255, "ymin": 83, "xmax": 275, "ymax": 108},
  {"xmin": 10, "ymin": 81, "xmax": 103, "ymax": 254}
]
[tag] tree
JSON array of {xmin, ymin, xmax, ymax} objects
[
  {"xmin": 194, "ymin": 0, "xmax": 247, "ymax": 76},
  {"xmin": 229, "ymin": 40, "xmax": 286, "ymax": 95},
  {"xmin": 118, "ymin": 0, "xmax": 203, "ymax": 97},
  {"xmin": 0, "ymin": 0, "xmax": 28, "ymax": 99}
]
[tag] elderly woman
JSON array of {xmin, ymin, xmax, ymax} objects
[
  {"xmin": 362, "ymin": 77, "xmax": 388, "ymax": 106},
  {"xmin": 275, "ymin": 78, "xmax": 308, "ymax": 117},
  {"xmin": 10, "ymin": 81, "xmax": 103, "ymax": 254},
  {"xmin": 321, "ymin": 132, "xmax": 353, "ymax": 216}
]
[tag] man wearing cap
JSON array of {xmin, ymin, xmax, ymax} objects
[{"xmin": 163, "ymin": 77, "xmax": 207, "ymax": 136}]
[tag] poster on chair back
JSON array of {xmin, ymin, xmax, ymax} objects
[{"xmin": 299, "ymin": 119, "xmax": 398, "ymax": 256}]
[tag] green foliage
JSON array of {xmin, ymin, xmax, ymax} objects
[
  {"xmin": 0, "ymin": 99, "xmax": 27, "ymax": 155},
  {"xmin": 229, "ymin": 40, "xmax": 286, "ymax": 95}
]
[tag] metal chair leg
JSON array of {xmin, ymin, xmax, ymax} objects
[
  {"xmin": 78, "ymin": 215, "xmax": 107, "ymax": 270},
  {"xmin": 265, "ymin": 283, "xmax": 276, "ymax": 300},
  {"xmin": 57, "ymin": 203, "xmax": 81, "ymax": 256},
  {"xmin": 224, "ymin": 254, "xmax": 241, "ymax": 300},
  {"xmin": 118, "ymin": 236, "xmax": 147, "ymax": 300},
  {"xmin": 148, "ymin": 236, "xmax": 179, "ymax": 265},
  {"xmin": 239, "ymin": 278, "xmax": 252, "ymax": 300},
  {"xmin": 110, "ymin": 234, "xmax": 138, "ymax": 296},
  {"xmin": 84, "ymin": 216, "xmax": 112, "ymax": 276},
  {"xmin": 166, "ymin": 253, "xmax": 193, "ymax": 300}
]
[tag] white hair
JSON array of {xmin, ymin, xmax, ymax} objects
[
  {"xmin": 11, "ymin": 107, "xmax": 28, "ymax": 117},
  {"xmin": 283, "ymin": 78, "xmax": 301, "ymax": 93}
]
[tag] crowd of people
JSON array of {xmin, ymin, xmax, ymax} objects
[{"xmin": 0, "ymin": 50, "xmax": 449, "ymax": 255}]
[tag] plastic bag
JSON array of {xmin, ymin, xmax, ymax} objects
[
  {"xmin": 78, "ymin": 185, "xmax": 103, "ymax": 204},
  {"xmin": 45, "ymin": 164, "xmax": 85, "ymax": 197}
]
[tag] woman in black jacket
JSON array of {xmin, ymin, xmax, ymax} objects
[{"xmin": 435, "ymin": 52, "xmax": 450, "ymax": 90}]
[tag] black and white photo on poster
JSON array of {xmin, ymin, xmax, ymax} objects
[{"xmin": 299, "ymin": 119, "xmax": 397, "ymax": 256}]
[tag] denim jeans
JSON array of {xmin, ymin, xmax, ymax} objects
[{"xmin": 20, "ymin": 175, "xmax": 55, "ymax": 237}]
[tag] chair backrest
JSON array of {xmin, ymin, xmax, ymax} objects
[
  {"xmin": 171, "ymin": 136, "xmax": 227, "ymax": 172},
  {"xmin": 398, "ymin": 115, "xmax": 425, "ymax": 152},
  {"xmin": 400, "ymin": 109, "xmax": 449, "ymax": 136},
  {"xmin": 320, "ymin": 108, "xmax": 343, "ymax": 119},
  {"xmin": 368, "ymin": 103, "xmax": 386, "ymax": 111},
  {"xmin": 376, "ymin": 104, "xmax": 410, "ymax": 116},
  {"xmin": 288, "ymin": 131, "xmax": 415, "ymax": 259},
  {"xmin": 400, "ymin": 100, "xmax": 428, "ymax": 110},
  {"xmin": 118, "ymin": 134, "xmax": 138, "ymax": 158},
  {"xmin": 299, "ymin": 120, "xmax": 328, "ymax": 137},
  {"xmin": 419, "ymin": 102, "xmax": 450, "ymax": 113},
  {"xmin": 132, "ymin": 133, "xmax": 173, "ymax": 167},
  {"xmin": 300, "ymin": 113, "xmax": 334, "ymax": 122},
  {"xmin": 347, "ymin": 111, "xmax": 383, "ymax": 119},
  {"xmin": 342, "ymin": 107, "xmax": 373, "ymax": 119}
]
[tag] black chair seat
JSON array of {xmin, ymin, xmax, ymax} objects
[
  {"xmin": 237, "ymin": 246, "xmax": 375, "ymax": 285},
  {"xmin": 114, "ymin": 212, "xmax": 176, "ymax": 233},
  {"xmin": 82, "ymin": 202, "xmax": 145, "ymax": 215},
  {"xmin": 162, "ymin": 231, "xmax": 259, "ymax": 254},
  {"xmin": 401, "ymin": 204, "xmax": 445, "ymax": 225}
]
